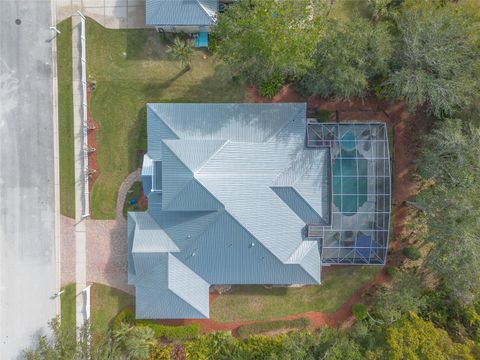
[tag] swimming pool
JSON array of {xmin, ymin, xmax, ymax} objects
[{"xmin": 332, "ymin": 132, "xmax": 368, "ymax": 215}]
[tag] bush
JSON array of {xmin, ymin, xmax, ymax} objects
[
  {"xmin": 113, "ymin": 308, "xmax": 200, "ymax": 341},
  {"xmin": 136, "ymin": 321, "xmax": 200, "ymax": 341},
  {"xmin": 236, "ymin": 318, "xmax": 310, "ymax": 336},
  {"xmin": 352, "ymin": 304, "xmax": 368, "ymax": 321},
  {"xmin": 112, "ymin": 307, "xmax": 135, "ymax": 330},
  {"xmin": 258, "ymin": 73, "xmax": 284, "ymax": 98},
  {"xmin": 315, "ymin": 109, "xmax": 334, "ymax": 122},
  {"xmin": 403, "ymin": 247, "xmax": 421, "ymax": 261},
  {"xmin": 386, "ymin": 266, "xmax": 395, "ymax": 277}
]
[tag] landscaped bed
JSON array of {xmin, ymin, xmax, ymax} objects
[
  {"xmin": 123, "ymin": 181, "xmax": 147, "ymax": 217},
  {"xmin": 210, "ymin": 266, "xmax": 380, "ymax": 322},
  {"xmin": 86, "ymin": 18, "xmax": 249, "ymax": 219}
]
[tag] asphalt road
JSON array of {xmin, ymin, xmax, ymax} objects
[{"xmin": 0, "ymin": 1, "xmax": 58, "ymax": 358}]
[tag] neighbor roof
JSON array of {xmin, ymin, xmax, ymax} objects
[
  {"xmin": 128, "ymin": 103, "xmax": 327, "ymax": 319},
  {"xmin": 146, "ymin": 0, "xmax": 218, "ymax": 26}
]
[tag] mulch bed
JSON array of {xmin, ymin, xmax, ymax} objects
[{"xmin": 87, "ymin": 84, "xmax": 100, "ymax": 195}]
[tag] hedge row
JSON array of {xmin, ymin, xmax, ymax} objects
[
  {"xmin": 113, "ymin": 308, "xmax": 200, "ymax": 341},
  {"xmin": 237, "ymin": 318, "xmax": 311, "ymax": 336}
]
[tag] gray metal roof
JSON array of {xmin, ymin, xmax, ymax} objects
[
  {"xmin": 146, "ymin": 0, "xmax": 218, "ymax": 26},
  {"xmin": 128, "ymin": 103, "xmax": 328, "ymax": 319}
]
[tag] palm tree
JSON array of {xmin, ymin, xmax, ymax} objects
[
  {"xmin": 124, "ymin": 326, "xmax": 156, "ymax": 360},
  {"xmin": 166, "ymin": 36, "xmax": 195, "ymax": 70}
]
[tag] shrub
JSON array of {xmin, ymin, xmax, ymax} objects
[
  {"xmin": 403, "ymin": 247, "xmax": 421, "ymax": 261},
  {"xmin": 113, "ymin": 308, "xmax": 200, "ymax": 341},
  {"xmin": 386, "ymin": 266, "xmax": 395, "ymax": 277},
  {"xmin": 315, "ymin": 109, "xmax": 334, "ymax": 122},
  {"xmin": 352, "ymin": 304, "xmax": 368, "ymax": 321},
  {"xmin": 112, "ymin": 308, "xmax": 135, "ymax": 330},
  {"xmin": 136, "ymin": 321, "xmax": 200, "ymax": 341},
  {"xmin": 258, "ymin": 73, "xmax": 284, "ymax": 98},
  {"xmin": 236, "ymin": 318, "xmax": 310, "ymax": 336}
]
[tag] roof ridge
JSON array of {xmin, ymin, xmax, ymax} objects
[
  {"xmin": 162, "ymin": 139, "xmax": 227, "ymax": 173},
  {"xmin": 265, "ymin": 104, "xmax": 306, "ymax": 143},
  {"xmin": 167, "ymin": 254, "xmax": 210, "ymax": 316},
  {"xmin": 195, "ymin": 0, "xmax": 217, "ymax": 21},
  {"xmin": 161, "ymin": 142, "xmax": 194, "ymax": 209},
  {"xmin": 270, "ymin": 185, "xmax": 323, "ymax": 224},
  {"xmin": 148, "ymin": 104, "xmax": 181, "ymax": 139},
  {"xmin": 195, "ymin": 140, "xmax": 230, "ymax": 175},
  {"xmin": 285, "ymin": 240, "xmax": 316, "ymax": 264}
]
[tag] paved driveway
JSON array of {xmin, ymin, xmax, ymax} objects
[
  {"xmin": 56, "ymin": 0, "xmax": 146, "ymax": 28},
  {"xmin": 0, "ymin": 1, "xmax": 57, "ymax": 358}
]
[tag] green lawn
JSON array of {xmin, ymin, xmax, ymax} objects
[
  {"xmin": 57, "ymin": 19, "xmax": 75, "ymax": 218},
  {"xmin": 86, "ymin": 18, "xmax": 249, "ymax": 218},
  {"xmin": 60, "ymin": 283, "xmax": 76, "ymax": 333},
  {"xmin": 210, "ymin": 266, "xmax": 380, "ymax": 322},
  {"xmin": 91, "ymin": 283, "xmax": 135, "ymax": 334}
]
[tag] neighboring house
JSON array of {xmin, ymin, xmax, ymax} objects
[
  {"xmin": 128, "ymin": 103, "xmax": 391, "ymax": 319},
  {"xmin": 146, "ymin": 0, "xmax": 219, "ymax": 33}
]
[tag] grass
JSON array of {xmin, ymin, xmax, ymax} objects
[
  {"xmin": 86, "ymin": 18, "xmax": 249, "ymax": 219},
  {"xmin": 123, "ymin": 181, "xmax": 146, "ymax": 217},
  {"xmin": 60, "ymin": 283, "xmax": 76, "ymax": 333},
  {"xmin": 210, "ymin": 266, "xmax": 380, "ymax": 322},
  {"xmin": 91, "ymin": 283, "xmax": 134, "ymax": 334},
  {"xmin": 237, "ymin": 318, "xmax": 311, "ymax": 337},
  {"xmin": 57, "ymin": 19, "xmax": 75, "ymax": 218}
]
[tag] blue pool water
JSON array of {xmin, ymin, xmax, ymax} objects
[{"xmin": 332, "ymin": 132, "xmax": 368, "ymax": 214}]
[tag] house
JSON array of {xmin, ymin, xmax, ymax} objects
[
  {"xmin": 128, "ymin": 103, "xmax": 391, "ymax": 319},
  {"xmin": 146, "ymin": 0, "xmax": 219, "ymax": 33}
]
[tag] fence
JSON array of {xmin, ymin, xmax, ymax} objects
[{"xmin": 78, "ymin": 12, "xmax": 90, "ymax": 218}]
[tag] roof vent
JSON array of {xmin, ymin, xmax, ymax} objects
[{"xmin": 249, "ymin": 242, "xmax": 255, "ymax": 248}]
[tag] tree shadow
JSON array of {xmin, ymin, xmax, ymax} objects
[
  {"xmin": 126, "ymin": 28, "xmax": 175, "ymax": 61},
  {"xmin": 127, "ymin": 107, "xmax": 147, "ymax": 174},
  {"xmin": 227, "ymin": 285, "xmax": 289, "ymax": 296}
]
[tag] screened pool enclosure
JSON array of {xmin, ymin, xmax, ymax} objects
[{"xmin": 307, "ymin": 122, "xmax": 391, "ymax": 265}]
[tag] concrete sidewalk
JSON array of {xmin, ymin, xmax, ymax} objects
[
  {"xmin": 56, "ymin": 0, "xmax": 146, "ymax": 28},
  {"xmin": 72, "ymin": 13, "xmax": 88, "ymax": 331}
]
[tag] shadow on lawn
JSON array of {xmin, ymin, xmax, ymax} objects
[
  {"xmin": 127, "ymin": 107, "xmax": 147, "ymax": 174},
  {"xmin": 142, "ymin": 67, "xmax": 191, "ymax": 96},
  {"xmin": 126, "ymin": 28, "xmax": 170, "ymax": 60},
  {"xmin": 227, "ymin": 285, "xmax": 289, "ymax": 296}
]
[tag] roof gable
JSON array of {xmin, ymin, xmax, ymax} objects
[{"xmin": 146, "ymin": 0, "xmax": 218, "ymax": 26}]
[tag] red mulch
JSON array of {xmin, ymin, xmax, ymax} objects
[
  {"xmin": 156, "ymin": 270, "xmax": 389, "ymax": 334},
  {"xmin": 87, "ymin": 84, "xmax": 100, "ymax": 196},
  {"xmin": 137, "ymin": 194, "xmax": 148, "ymax": 209}
]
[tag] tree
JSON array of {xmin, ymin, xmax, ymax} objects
[
  {"xmin": 418, "ymin": 118, "xmax": 480, "ymax": 304},
  {"xmin": 23, "ymin": 319, "xmax": 121, "ymax": 360},
  {"xmin": 314, "ymin": 328, "xmax": 365, "ymax": 360},
  {"xmin": 386, "ymin": 3, "xmax": 478, "ymax": 117},
  {"xmin": 374, "ymin": 272, "xmax": 426, "ymax": 323},
  {"xmin": 386, "ymin": 313, "xmax": 476, "ymax": 360},
  {"xmin": 299, "ymin": 16, "xmax": 392, "ymax": 99},
  {"xmin": 114, "ymin": 323, "xmax": 156, "ymax": 360},
  {"xmin": 166, "ymin": 36, "xmax": 194, "ymax": 70},
  {"xmin": 213, "ymin": 0, "xmax": 326, "ymax": 95}
]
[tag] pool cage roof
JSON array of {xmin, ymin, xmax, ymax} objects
[{"xmin": 307, "ymin": 121, "xmax": 391, "ymax": 265}]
